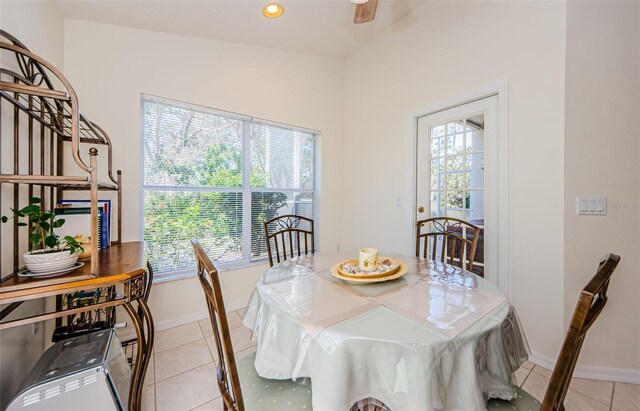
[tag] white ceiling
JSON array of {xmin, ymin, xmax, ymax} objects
[{"xmin": 55, "ymin": 0, "xmax": 425, "ymax": 58}]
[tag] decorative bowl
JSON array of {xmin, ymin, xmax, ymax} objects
[{"xmin": 23, "ymin": 249, "xmax": 80, "ymax": 274}]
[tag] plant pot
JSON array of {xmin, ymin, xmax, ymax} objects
[{"xmin": 23, "ymin": 249, "xmax": 80, "ymax": 273}]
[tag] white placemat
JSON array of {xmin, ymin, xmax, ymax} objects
[
  {"xmin": 373, "ymin": 277, "xmax": 507, "ymax": 338},
  {"xmin": 259, "ymin": 274, "xmax": 380, "ymax": 337}
]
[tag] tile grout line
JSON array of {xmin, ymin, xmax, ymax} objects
[
  {"xmin": 610, "ymin": 382, "xmax": 615, "ymax": 411},
  {"xmin": 155, "ymin": 327, "xmax": 205, "ymax": 354},
  {"xmin": 154, "ymin": 335, "xmax": 206, "ymax": 355},
  {"xmin": 154, "ymin": 325, "xmax": 213, "ymax": 384},
  {"xmin": 153, "ymin": 351, "xmax": 157, "ymax": 411},
  {"xmin": 187, "ymin": 393, "xmax": 223, "ymax": 411},
  {"xmin": 201, "ymin": 323, "xmax": 219, "ymax": 363},
  {"xmin": 197, "ymin": 315, "xmax": 245, "ymax": 334},
  {"xmin": 154, "ymin": 340, "xmax": 214, "ymax": 384},
  {"xmin": 568, "ymin": 386, "xmax": 615, "ymax": 409},
  {"xmin": 152, "ymin": 382, "xmax": 157, "ymax": 411},
  {"xmin": 566, "ymin": 376, "xmax": 619, "ymax": 409},
  {"xmin": 531, "ymin": 365, "xmax": 549, "ymax": 378},
  {"xmin": 520, "ymin": 367, "xmax": 533, "ymax": 388},
  {"xmin": 155, "ymin": 360, "xmax": 216, "ymax": 386},
  {"xmin": 154, "ymin": 317, "xmax": 255, "ymax": 355},
  {"xmin": 153, "ymin": 340, "xmax": 254, "ymax": 384}
]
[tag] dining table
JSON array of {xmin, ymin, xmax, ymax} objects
[{"xmin": 242, "ymin": 251, "xmax": 529, "ymax": 411}]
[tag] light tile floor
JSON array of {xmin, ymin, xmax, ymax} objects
[{"xmin": 141, "ymin": 312, "xmax": 640, "ymax": 411}]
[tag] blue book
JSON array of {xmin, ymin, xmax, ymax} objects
[{"xmin": 100, "ymin": 211, "xmax": 107, "ymax": 248}]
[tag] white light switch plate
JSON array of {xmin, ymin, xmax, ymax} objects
[{"xmin": 576, "ymin": 197, "xmax": 607, "ymax": 215}]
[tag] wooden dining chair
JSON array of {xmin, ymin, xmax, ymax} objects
[
  {"xmin": 191, "ymin": 239, "xmax": 313, "ymax": 411},
  {"xmin": 264, "ymin": 215, "xmax": 315, "ymax": 267},
  {"xmin": 416, "ymin": 217, "xmax": 480, "ymax": 272},
  {"xmin": 488, "ymin": 253, "xmax": 620, "ymax": 411}
]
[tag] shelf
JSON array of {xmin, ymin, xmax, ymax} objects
[
  {"xmin": 0, "ymin": 174, "xmax": 88, "ymax": 184},
  {"xmin": 0, "ymin": 89, "xmax": 109, "ymax": 145},
  {"xmin": 60, "ymin": 182, "xmax": 119, "ymax": 191},
  {"xmin": 0, "ymin": 174, "xmax": 118, "ymax": 190},
  {"xmin": 0, "ymin": 80, "xmax": 69, "ymax": 100},
  {"xmin": 0, "ymin": 242, "xmax": 146, "ymax": 305}
]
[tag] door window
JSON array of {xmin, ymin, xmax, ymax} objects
[{"xmin": 428, "ymin": 116, "xmax": 484, "ymax": 222}]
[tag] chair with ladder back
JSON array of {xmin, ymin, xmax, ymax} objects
[
  {"xmin": 264, "ymin": 215, "xmax": 315, "ymax": 267},
  {"xmin": 488, "ymin": 253, "xmax": 620, "ymax": 410},
  {"xmin": 191, "ymin": 239, "xmax": 313, "ymax": 410},
  {"xmin": 416, "ymin": 217, "xmax": 481, "ymax": 272}
]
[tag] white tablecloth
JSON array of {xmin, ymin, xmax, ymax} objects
[{"xmin": 243, "ymin": 252, "xmax": 529, "ymax": 411}]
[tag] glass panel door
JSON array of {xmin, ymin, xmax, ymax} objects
[{"xmin": 416, "ymin": 96, "xmax": 498, "ymax": 282}]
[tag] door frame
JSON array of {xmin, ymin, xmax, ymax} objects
[{"xmin": 408, "ymin": 80, "xmax": 510, "ymax": 296}]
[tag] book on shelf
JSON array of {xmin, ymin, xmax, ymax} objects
[
  {"xmin": 57, "ymin": 199, "xmax": 111, "ymax": 247},
  {"xmin": 54, "ymin": 206, "xmax": 106, "ymax": 249}
]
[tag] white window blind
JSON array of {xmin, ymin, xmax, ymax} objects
[{"xmin": 141, "ymin": 95, "xmax": 316, "ymax": 278}]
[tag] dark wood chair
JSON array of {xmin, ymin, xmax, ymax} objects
[
  {"xmin": 416, "ymin": 217, "xmax": 480, "ymax": 271},
  {"xmin": 489, "ymin": 253, "xmax": 621, "ymax": 411},
  {"xmin": 264, "ymin": 215, "xmax": 315, "ymax": 267},
  {"xmin": 191, "ymin": 239, "xmax": 313, "ymax": 411}
]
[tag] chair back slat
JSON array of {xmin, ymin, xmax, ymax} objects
[
  {"xmin": 449, "ymin": 236, "xmax": 458, "ymax": 267},
  {"xmin": 274, "ymin": 235, "xmax": 281, "ymax": 263},
  {"xmin": 264, "ymin": 215, "xmax": 315, "ymax": 267},
  {"xmin": 416, "ymin": 217, "xmax": 480, "ymax": 272},
  {"xmin": 541, "ymin": 253, "xmax": 620, "ymax": 411},
  {"xmin": 191, "ymin": 239, "xmax": 244, "ymax": 411}
]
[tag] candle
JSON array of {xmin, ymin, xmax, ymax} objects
[{"xmin": 359, "ymin": 248, "xmax": 379, "ymax": 272}]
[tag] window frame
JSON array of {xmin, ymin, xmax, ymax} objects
[{"xmin": 139, "ymin": 94, "xmax": 320, "ymax": 282}]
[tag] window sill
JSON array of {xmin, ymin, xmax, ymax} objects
[{"xmin": 153, "ymin": 257, "xmax": 271, "ymax": 284}]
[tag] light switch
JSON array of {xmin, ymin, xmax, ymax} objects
[{"xmin": 576, "ymin": 197, "xmax": 607, "ymax": 216}]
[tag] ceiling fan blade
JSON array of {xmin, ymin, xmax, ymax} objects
[{"xmin": 354, "ymin": 0, "xmax": 378, "ymax": 24}]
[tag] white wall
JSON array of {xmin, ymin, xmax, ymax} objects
[
  {"xmin": 564, "ymin": 1, "xmax": 640, "ymax": 371},
  {"xmin": 343, "ymin": 1, "xmax": 567, "ymax": 360},
  {"xmin": 0, "ymin": 1, "xmax": 64, "ymax": 407},
  {"xmin": 62, "ymin": 19, "xmax": 345, "ymax": 325}
]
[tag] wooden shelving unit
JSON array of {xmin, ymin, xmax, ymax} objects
[{"xmin": 0, "ymin": 30, "xmax": 153, "ymax": 411}]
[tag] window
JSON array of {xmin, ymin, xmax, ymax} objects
[
  {"xmin": 141, "ymin": 95, "xmax": 317, "ymax": 278},
  {"xmin": 428, "ymin": 118, "xmax": 484, "ymax": 221}
]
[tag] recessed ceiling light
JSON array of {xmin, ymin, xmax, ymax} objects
[{"xmin": 262, "ymin": 3, "xmax": 284, "ymax": 18}]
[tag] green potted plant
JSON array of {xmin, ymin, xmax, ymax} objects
[{"xmin": 2, "ymin": 197, "xmax": 84, "ymax": 273}]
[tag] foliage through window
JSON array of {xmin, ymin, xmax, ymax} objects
[{"xmin": 142, "ymin": 95, "xmax": 316, "ymax": 277}]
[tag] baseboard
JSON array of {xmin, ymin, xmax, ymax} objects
[
  {"xmin": 530, "ymin": 351, "xmax": 640, "ymax": 384},
  {"xmin": 154, "ymin": 299, "xmax": 247, "ymax": 332},
  {"xmin": 529, "ymin": 351, "xmax": 557, "ymax": 372}
]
